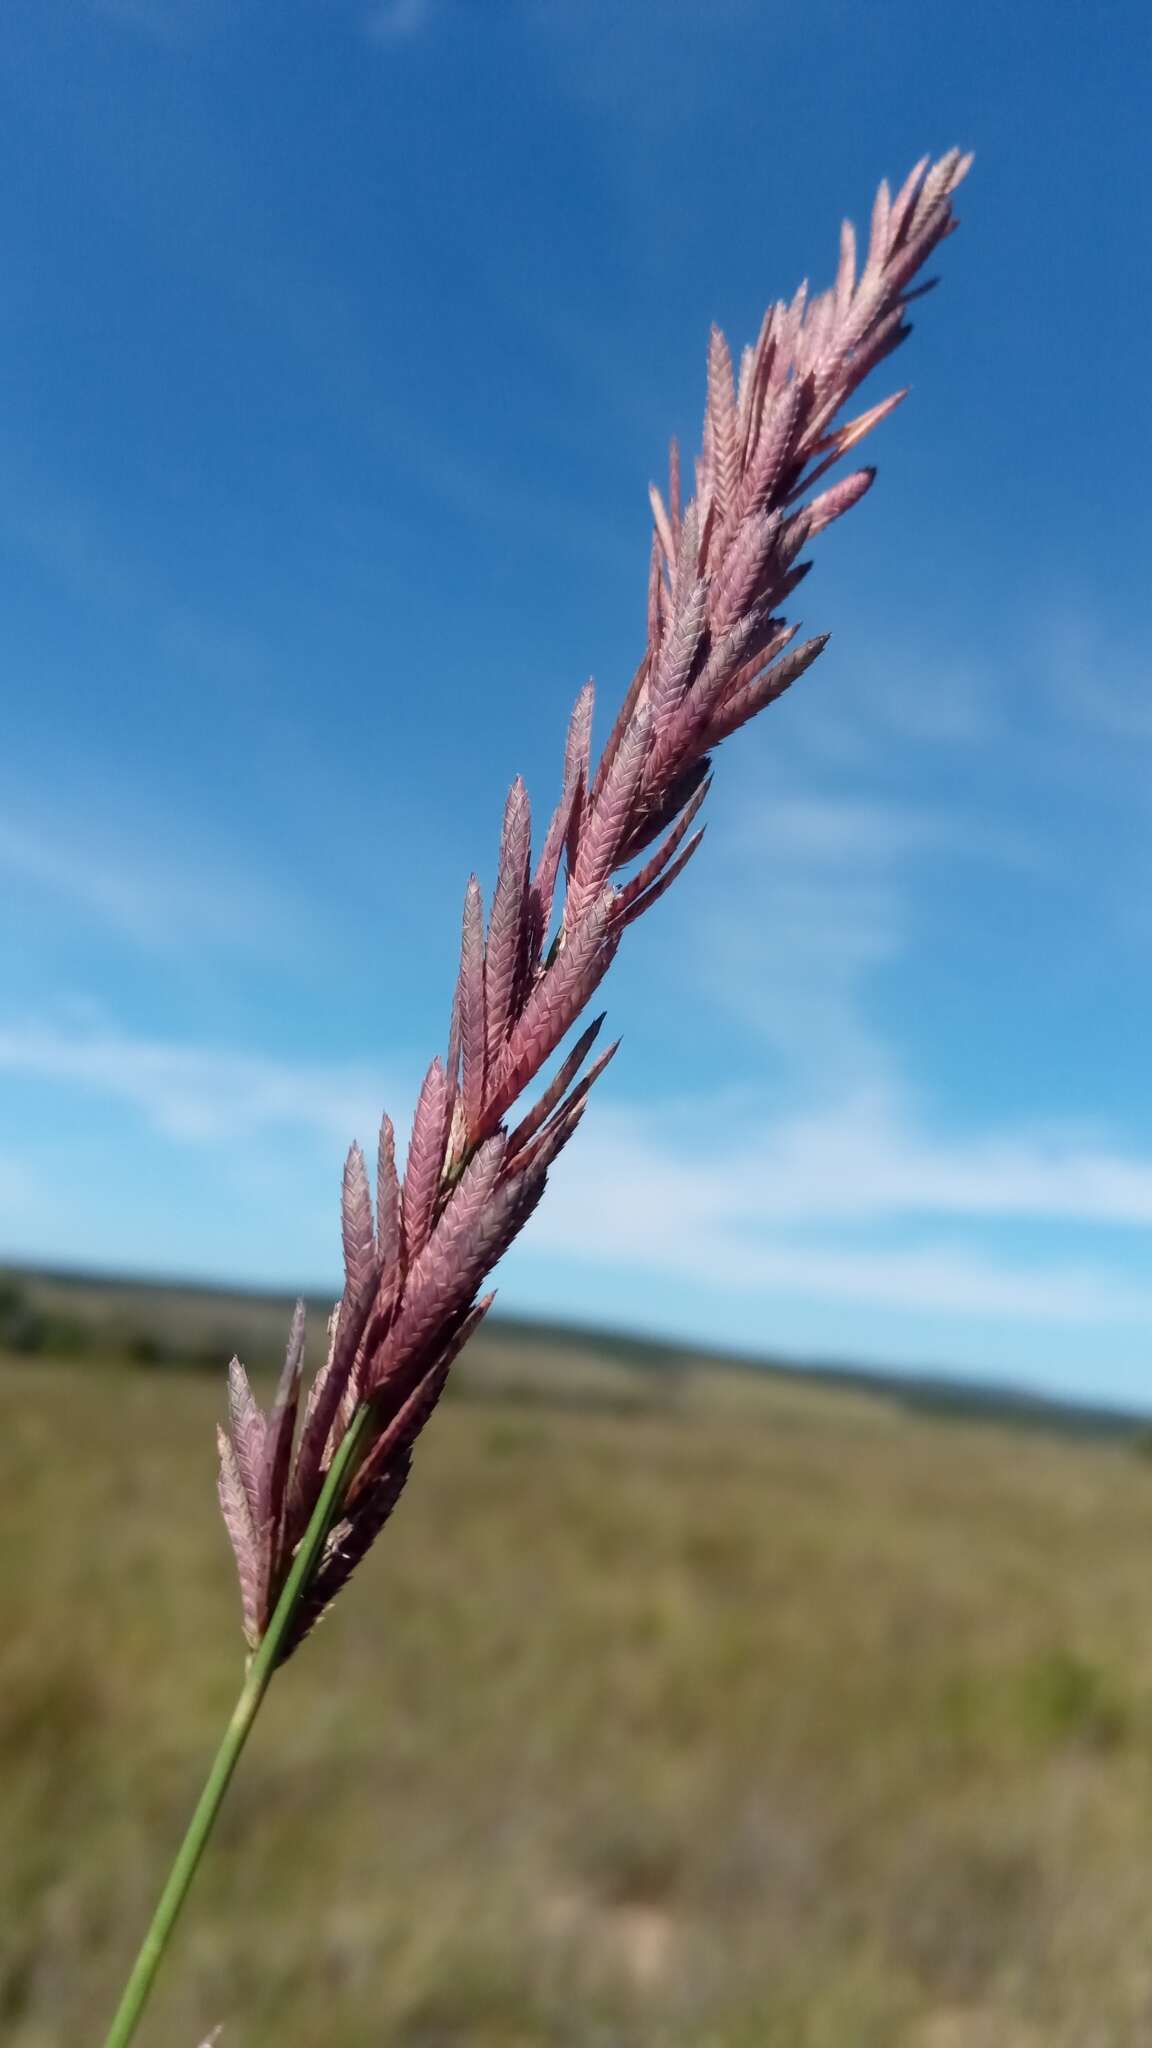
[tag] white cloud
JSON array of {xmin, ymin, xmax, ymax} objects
[
  {"xmin": 538, "ymin": 1085, "xmax": 1152, "ymax": 1234},
  {"xmin": 0, "ymin": 751, "xmax": 1125, "ymax": 1345},
  {"xmin": 526, "ymin": 1088, "xmax": 1152, "ymax": 1324},
  {"xmin": 522, "ymin": 0, "xmax": 798, "ymax": 131},
  {"xmin": 511, "ymin": 757, "xmax": 1145, "ymax": 1337},
  {"xmin": 0, "ymin": 815, "xmax": 306, "ymax": 962},
  {"xmin": 0, "ymin": 488, "xmax": 271, "ymax": 686},
  {"xmin": 367, "ymin": 0, "xmax": 437, "ymax": 40},
  {"xmin": 0, "ymin": 1153, "xmax": 36, "ymax": 1215},
  {"xmin": 1040, "ymin": 610, "xmax": 1152, "ymax": 743},
  {"xmin": 0, "ymin": 1019, "xmax": 395, "ymax": 1148},
  {"xmin": 687, "ymin": 775, "xmax": 1046, "ymax": 1094},
  {"xmin": 693, "ymin": 789, "xmax": 902, "ymax": 1087},
  {"xmin": 509, "ymin": 742, "xmax": 1151, "ymax": 1337},
  {"xmin": 864, "ymin": 661, "xmax": 997, "ymax": 747},
  {"xmin": 86, "ymin": 0, "xmax": 193, "ymax": 40},
  {"xmin": 4, "ymin": 1018, "xmax": 1152, "ymax": 1333},
  {"xmin": 740, "ymin": 794, "xmax": 1040, "ymax": 871}
]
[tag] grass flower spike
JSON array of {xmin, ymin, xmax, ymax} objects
[
  {"xmin": 104, "ymin": 149, "xmax": 971, "ymax": 2048},
  {"xmin": 217, "ymin": 146, "xmax": 971, "ymax": 1661}
]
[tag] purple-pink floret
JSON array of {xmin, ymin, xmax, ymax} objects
[{"xmin": 217, "ymin": 150, "xmax": 971, "ymax": 1658}]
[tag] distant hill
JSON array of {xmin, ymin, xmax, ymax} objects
[{"xmin": 0, "ymin": 1259, "xmax": 1145, "ymax": 1442}]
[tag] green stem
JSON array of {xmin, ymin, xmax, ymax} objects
[{"xmin": 101, "ymin": 1406, "xmax": 374, "ymax": 2048}]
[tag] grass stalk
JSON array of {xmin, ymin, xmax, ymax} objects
[
  {"xmin": 95, "ymin": 154, "xmax": 970, "ymax": 2043},
  {"xmin": 101, "ymin": 1404, "xmax": 374, "ymax": 2048}
]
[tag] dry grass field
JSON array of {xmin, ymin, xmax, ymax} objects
[{"xmin": 5, "ymin": 1278, "xmax": 1152, "ymax": 2045}]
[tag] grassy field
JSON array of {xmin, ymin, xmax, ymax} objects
[{"xmin": 6, "ymin": 1285, "xmax": 1152, "ymax": 2046}]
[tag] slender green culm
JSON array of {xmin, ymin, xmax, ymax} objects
[{"xmin": 101, "ymin": 1406, "xmax": 373, "ymax": 2048}]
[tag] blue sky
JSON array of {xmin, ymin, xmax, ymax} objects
[{"xmin": 2, "ymin": 0, "xmax": 1150, "ymax": 1405}]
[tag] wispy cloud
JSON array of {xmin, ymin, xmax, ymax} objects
[
  {"xmin": 0, "ymin": 488, "xmax": 271, "ymax": 690},
  {"xmin": 0, "ymin": 1152, "xmax": 36, "ymax": 1215},
  {"xmin": 862, "ymin": 660, "xmax": 998, "ymax": 747},
  {"xmin": 522, "ymin": 0, "xmax": 801, "ymax": 132},
  {"xmin": 0, "ymin": 814, "xmax": 309, "ymax": 963},
  {"xmin": 688, "ymin": 774, "xmax": 1047, "ymax": 1092},
  {"xmin": 496, "ymin": 754, "xmax": 1145, "ymax": 1329},
  {"xmin": 1041, "ymin": 611, "xmax": 1152, "ymax": 744},
  {"xmin": 736, "ymin": 792, "xmax": 1042, "ymax": 870},
  {"xmin": 6, "ymin": 1014, "xmax": 1152, "ymax": 1329},
  {"xmin": 540, "ymin": 1085, "xmax": 1152, "ymax": 1234},
  {"xmin": 0, "ymin": 1018, "xmax": 394, "ymax": 1147},
  {"xmin": 86, "ymin": 0, "xmax": 192, "ymax": 40},
  {"xmin": 527, "ymin": 1087, "xmax": 1152, "ymax": 1324},
  {"xmin": 366, "ymin": 0, "xmax": 438, "ymax": 41}
]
